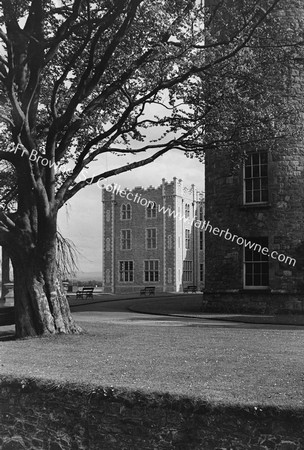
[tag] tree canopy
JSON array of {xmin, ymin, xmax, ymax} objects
[{"xmin": 0, "ymin": 0, "xmax": 295, "ymax": 213}]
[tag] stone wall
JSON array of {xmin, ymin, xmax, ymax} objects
[
  {"xmin": 204, "ymin": 0, "xmax": 304, "ymax": 306},
  {"xmin": 0, "ymin": 377, "xmax": 303, "ymax": 450},
  {"xmin": 203, "ymin": 291, "xmax": 304, "ymax": 314}
]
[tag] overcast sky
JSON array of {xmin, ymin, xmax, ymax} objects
[{"xmin": 58, "ymin": 149, "xmax": 204, "ymax": 277}]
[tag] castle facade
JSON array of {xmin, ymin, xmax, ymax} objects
[{"xmin": 102, "ymin": 178, "xmax": 204, "ymax": 294}]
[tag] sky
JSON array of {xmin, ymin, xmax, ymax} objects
[{"xmin": 58, "ymin": 149, "xmax": 205, "ymax": 277}]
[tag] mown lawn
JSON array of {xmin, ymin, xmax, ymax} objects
[{"xmin": 1, "ymin": 319, "xmax": 304, "ymax": 408}]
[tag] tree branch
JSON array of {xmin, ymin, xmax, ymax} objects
[{"xmin": 60, "ymin": 144, "xmax": 177, "ymax": 205}]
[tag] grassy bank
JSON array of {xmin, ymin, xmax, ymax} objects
[{"xmin": 1, "ymin": 318, "xmax": 304, "ymax": 408}]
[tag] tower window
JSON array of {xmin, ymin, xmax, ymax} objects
[
  {"xmin": 185, "ymin": 203, "xmax": 190, "ymax": 218},
  {"xmin": 199, "ymin": 231, "xmax": 204, "ymax": 250},
  {"xmin": 183, "ymin": 260, "xmax": 193, "ymax": 282},
  {"xmin": 119, "ymin": 261, "xmax": 134, "ymax": 282},
  {"xmin": 146, "ymin": 202, "xmax": 157, "ymax": 218},
  {"xmin": 146, "ymin": 228, "xmax": 157, "ymax": 249},
  {"xmin": 144, "ymin": 260, "xmax": 159, "ymax": 282},
  {"xmin": 244, "ymin": 152, "xmax": 268, "ymax": 204},
  {"xmin": 121, "ymin": 203, "xmax": 131, "ymax": 220},
  {"xmin": 244, "ymin": 237, "xmax": 269, "ymax": 288},
  {"xmin": 185, "ymin": 229, "xmax": 190, "ymax": 249},
  {"xmin": 199, "ymin": 205, "xmax": 204, "ymax": 222},
  {"xmin": 121, "ymin": 229, "xmax": 131, "ymax": 250}
]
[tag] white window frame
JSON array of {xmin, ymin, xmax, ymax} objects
[
  {"xmin": 243, "ymin": 152, "xmax": 268, "ymax": 205},
  {"xmin": 121, "ymin": 203, "xmax": 132, "ymax": 220},
  {"xmin": 146, "ymin": 201, "xmax": 157, "ymax": 219},
  {"xmin": 120, "ymin": 229, "xmax": 132, "ymax": 250},
  {"xmin": 183, "ymin": 260, "xmax": 193, "ymax": 282},
  {"xmin": 243, "ymin": 237, "xmax": 269, "ymax": 289},
  {"xmin": 118, "ymin": 260, "xmax": 134, "ymax": 283},
  {"xmin": 146, "ymin": 228, "xmax": 157, "ymax": 249},
  {"xmin": 143, "ymin": 260, "xmax": 160, "ymax": 283}
]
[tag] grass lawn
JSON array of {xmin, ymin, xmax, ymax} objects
[{"xmin": 1, "ymin": 319, "xmax": 304, "ymax": 409}]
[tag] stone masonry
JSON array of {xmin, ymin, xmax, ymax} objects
[{"xmin": 204, "ymin": 0, "xmax": 304, "ymax": 312}]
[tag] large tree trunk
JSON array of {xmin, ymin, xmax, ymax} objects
[
  {"xmin": 13, "ymin": 262, "xmax": 81, "ymax": 338},
  {"xmin": 8, "ymin": 218, "xmax": 82, "ymax": 339},
  {"xmin": 1, "ymin": 247, "xmax": 11, "ymax": 300},
  {"xmin": 11, "ymin": 254, "xmax": 82, "ymax": 339},
  {"xmin": 11, "ymin": 255, "xmax": 82, "ymax": 339}
]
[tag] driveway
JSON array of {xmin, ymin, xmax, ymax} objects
[{"xmin": 70, "ymin": 295, "xmax": 303, "ymax": 330}]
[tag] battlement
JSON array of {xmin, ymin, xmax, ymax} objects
[{"xmin": 101, "ymin": 178, "xmax": 204, "ymax": 203}]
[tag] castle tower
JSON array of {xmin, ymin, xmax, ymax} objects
[
  {"xmin": 204, "ymin": 1, "xmax": 304, "ymax": 312},
  {"xmin": 101, "ymin": 179, "xmax": 204, "ymax": 294}
]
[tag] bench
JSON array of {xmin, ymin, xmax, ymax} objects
[
  {"xmin": 183, "ymin": 285, "xmax": 197, "ymax": 293},
  {"xmin": 76, "ymin": 287, "xmax": 94, "ymax": 300},
  {"xmin": 140, "ymin": 286, "xmax": 156, "ymax": 296}
]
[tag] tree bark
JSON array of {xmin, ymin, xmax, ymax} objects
[
  {"xmin": 8, "ymin": 218, "xmax": 82, "ymax": 339},
  {"xmin": 1, "ymin": 247, "xmax": 11, "ymax": 300},
  {"xmin": 11, "ymin": 254, "xmax": 82, "ymax": 339}
]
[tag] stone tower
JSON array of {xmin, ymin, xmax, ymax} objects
[{"xmin": 204, "ymin": 0, "xmax": 304, "ymax": 312}]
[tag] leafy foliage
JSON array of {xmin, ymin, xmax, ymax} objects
[{"xmin": 0, "ymin": 1, "xmax": 297, "ymax": 218}]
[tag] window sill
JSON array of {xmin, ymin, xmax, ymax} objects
[
  {"xmin": 239, "ymin": 203, "xmax": 271, "ymax": 210},
  {"xmin": 241, "ymin": 287, "xmax": 271, "ymax": 292}
]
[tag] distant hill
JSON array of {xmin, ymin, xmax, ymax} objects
[
  {"xmin": 0, "ymin": 271, "xmax": 102, "ymax": 283},
  {"xmin": 73, "ymin": 271, "xmax": 102, "ymax": 282}
]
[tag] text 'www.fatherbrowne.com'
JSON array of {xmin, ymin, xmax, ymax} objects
[{"xmin": 103, "ymin": 182, "xmax": 296, "ymax": 267}]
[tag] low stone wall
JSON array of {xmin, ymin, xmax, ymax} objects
[
  {"xmin": 0, "ymin": 377, "xmax": 303, "ymax": 449},
  {"xmin": 203, "ymin": 291, "xmax": 304, "ymax": 314}
]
